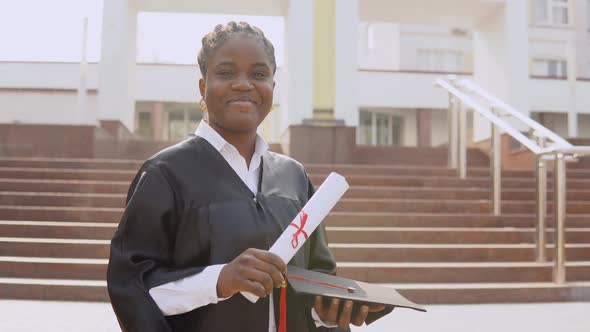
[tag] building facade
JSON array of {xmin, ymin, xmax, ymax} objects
[{"xmin": 1, "ymin": 0, "xmax": 589, "ymax": 146}]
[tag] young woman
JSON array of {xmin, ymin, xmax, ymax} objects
[{"xmin": 107, "ymin": 21, "xmax": 382, "ymax": 332}]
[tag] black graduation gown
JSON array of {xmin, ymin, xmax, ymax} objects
[{"xmin": 107, "ymin": 135, "xmax": 338, "ymax": 332}]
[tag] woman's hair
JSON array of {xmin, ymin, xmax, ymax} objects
[{"xmin": 197, "ymin": 21, "xmax": 277, "ymax": 79}]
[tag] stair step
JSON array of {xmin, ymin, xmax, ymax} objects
[
  {"xmin": 2, "ymin": 222, "xmax": 590, "ymax": 244},
  {"xmin": 344, "ymin": 187, "xmax": 590, "ymax": 201},
  {"xmin": 0, "ymin": 179, "xmax": 129, "ymax": 194},
  {"xmin": 0, "ymin": 278, "xmax": 108, "ymax": 302},
  {"xmin": 0, "ymin": 156, "xmax": 587, "ymax": 176},
  {"xmin": 336, "ymin": 262, "xmax": 590, "ymax": 283},
  {"xmin": 0, "ymin": 168, "xmax": 135, "ymax": 181},
  {"xmin": 0, "ymin": 192, "xmax": 126, "ymax": 208},
  {"xmin": 3, "ymin": 279, "xmax": 589, "ymax": 304},
  {"xmin": 325, "ymin": 212, "xmax": 590, "ymax": 228},
  {"xmin": 329, "ymin": 243, "xmax": 590, "ymax": 262},
  {"xmin": 326, "ymin": 227, "xmax": 590, "ymax": 244},
  {"xmin": 0, "ymin": 206, "xmax": 123, "ymax": 222},
  {"xmin": 0, "ymin": 157, "xmax": 142, "ymax": 170},
  {"xmin": 0, "ymin": 257, "xmax": 106, "ymax": 280},
  {"xmin": 2, "ymin": 258, "xmax": 588, "ymax": 284},
  {"xmin": 3, "ymin": 169, "xmax": 590, "ymax": 189},
  {"xmin": 2, "ymin": 203, "xmax": 590, "ymax": 222},
  {"xmin": 2, "ymin": 238, "xmax": 589, "ymax": 262},
  {"xmin": 0, "ymin": 238, "xmax": 110, "ymax": 258},
  {"xmin": 333, "ymin": 199, "xmax": 590, "ymax": 214},
  {"xmin": 393, "ymin": 282, "xmax": 590, "ymax": 304},
  {"xmin": 311, "ymin": 175, "xmax": 590, "ymax": 189},
  {"xmin": 0, "ymin": 221, "xmax": 116, "ymax": 240}
]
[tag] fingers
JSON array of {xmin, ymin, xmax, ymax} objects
[
  {"xmin": 368, "ymin": 304, "xmax": 387, "ymax": 312},
  {"xmin": 241, "ymin": 268, "xmax": 276, "ymax": 295},
  {"xmin": 338, "ymin": 300, "xmax": 354, "ymax": 329},
  {"xmin": 250, "ymin": 249, "xmax": 287, "ymax": 274},
  {"xmin": 248, "ymin": 249, "xmax": 286, "ymax": 287},
  {"xmin": 351, "ymin": 304, "xmax": 369, "ymax": 326},
  {"xmin": 314, "ymin": 296, "xmax": 327, "ymax": 318},
  {"xmin": 326, "ymin": 298, "xmax": 340, "ymax": 325},
  {"xmin": 241, "ymin": 279, "xmax": 268, "ymax": 298}
]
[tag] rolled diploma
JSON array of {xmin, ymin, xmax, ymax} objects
[{"xmin": 242, "ymin": 172, "xmax": 349, "ymax": 303}]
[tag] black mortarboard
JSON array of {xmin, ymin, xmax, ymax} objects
[{"xmin": 283, "ymin": 265, "xmax": 426, "ymax": 326}]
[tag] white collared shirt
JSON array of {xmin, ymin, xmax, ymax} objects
[{"xmin": 149, "ymin": 121, "xmax": 330, "ymax": 331}]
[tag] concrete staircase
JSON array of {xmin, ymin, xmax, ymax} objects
[{"xmin": 1, "ymin": 157, "xmax": 590, "ymax": 304}]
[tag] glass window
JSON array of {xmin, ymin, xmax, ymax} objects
[
  {"xmin": 359, "ymin": 111, "xmax": 374, "ymax": 145},
  {"xmin": 532, "ymin": 0, "xmax": 569, "ymax": 25},
  {"xmin": 358, "ymin": 110, "xmax": 404, "ymax": 146},
  {"xmin": 532, "ymin": 59, "xmax": 567, "ymax": 78},
  {"xmin": 168, "ymin": 110, "xmax": 186, "ymax": 141},
  {"xmin": 552, "ymin": 6, "xmax": 568, "ymax": 24},
  {"xmin": 375, "ymin": 113, "xmax": 390, "ymax": 146},
  {"xmin": 188, "ymin": 108, "xmax": 203, "ymax": 129},
  {"xmin": 137, "ymin": 111, "xmax": 153, "ymax": 139},
  {"xmin": 533, "ymin": 0, "xmax": 549, "ymax": 24},
  {"xmin": 416, "ymin": 50, "xmax": 464, "ymax": 72}
]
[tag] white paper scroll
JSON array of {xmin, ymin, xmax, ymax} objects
[{"xmin": 242, "ymin": 172, "xmax": 349, "ymax": 303}]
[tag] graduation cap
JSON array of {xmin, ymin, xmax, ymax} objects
[{"xmin": 276, "ymin": 265, "xmax": 426, "ymax": 331}]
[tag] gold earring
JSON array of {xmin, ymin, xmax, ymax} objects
[{"xmin": 198, "ymin": 98, "xmax": 207, "ymax": 111}]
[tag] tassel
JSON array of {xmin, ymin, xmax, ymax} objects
[{"xmin": 278, "ymin": 280, "xmax": 287, "ymax": 332}]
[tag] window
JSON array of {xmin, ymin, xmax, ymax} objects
[
  {"xmin": 532, "ymin": 0, "xmax": 569, "ymax": 25},
  {"xmin": 531, "ymin": 59, "xmax": 567, "ymax": 78},
  {"xmin": 416, "ymin": 50, "xmax": 464, "ymax": 72},
  {"xmin": 359, "ymin": 110, "xmax": 403, "ymax": 146},
  {"xmin": 166, "ymin": 104, "xmax": 203, "ymax": 141},
  {"xmin": 136, "ymin": 111, "xmax": 153, "ymax": 139}
]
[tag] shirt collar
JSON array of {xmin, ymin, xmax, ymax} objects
[{"xmin": 194, "ymin": 120, "xmax": 269, "ymax": 157}]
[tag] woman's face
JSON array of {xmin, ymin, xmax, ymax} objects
[{"xmin": 199, "ymin": 36, "xmax": 275, "ymax": 134}]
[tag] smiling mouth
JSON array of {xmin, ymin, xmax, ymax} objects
[{"xmin": 229, "ymin": 100, "xmax": 255, "ymax": 104}]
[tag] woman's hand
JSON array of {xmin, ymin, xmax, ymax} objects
[
  {"xmin": 217, "ymin": 248, "xmax": 287, "ymax": 298},
  {"xmin": 313, "ymin": 296, "xmax": 386, "ymax": 329}
]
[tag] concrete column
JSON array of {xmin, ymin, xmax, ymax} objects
[
  {"xmin": 472, "ymin": 1, "xmax": 529, "ymax": 142},
  {"xmin": 334, "ymin": 0, "xmax": 359, "ymax": 126},
  {"xmin": 98, "ymin": 0, "xmax": 138, "ymax": 131},
  {"xmin": 417, "ymin": 109, "xmax": 432, "ymax": 147},
  {"xmin": 569, "ymin": 0, "xmax": 590, "ymax": 137},
  {"xmin": 153, "ymin": 102, "xmax": 165, "ymax": 140},
  {"xmin": 280, "ymin": 0, "xmax": 314, "ymax": 133},
  {"xmin": 312, "ymin": 0, "xmax": 335, "ymax": 122},
  {"xmin": 575, "ymin": 0, "xmax": 590, "ymax": 78},
  {"xmin": 567, "ymin": 33, "xmax": 578, "ymax": 137}
]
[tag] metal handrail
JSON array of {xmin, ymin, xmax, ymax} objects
[
  {"xmin": 435, "ymin": 76, "xmax": 590, "ymax": 284},
  {"xmin": 454, "ymin": 78, "xmax": 574, "ymax": 149}
]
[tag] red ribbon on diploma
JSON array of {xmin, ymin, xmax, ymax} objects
[{"xmin": 289, "ymin": 210, "xmax": 309, "ymax": 249}]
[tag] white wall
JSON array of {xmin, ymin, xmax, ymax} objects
[
  {"xmin": 529, "ymin": 79, "xmax": 590, "ymax": 114},
  {"xmin": 357, "ymin": 70, "xmax": 463, "ymax": 109},
  {"xmin": 0, "ymin": 62, "xmax": 99, "ymax": 89},
  {"xmin": 399, "ymin": 24, "xmax": 472, "ymax": 71},
  {"xmin": 0, "ymin": 62, "xmax": 284, "ymax": 126},
  {"xmin": 578, "ymin": 80, "xmax": 590, "ymax": 111},
  {"xmin": 358, "ymin": 22, "xmax": 401, "ymax": 70},
  {"xmin": 0, "ymin": 91, "xmax": 98, "ymax": 124}
]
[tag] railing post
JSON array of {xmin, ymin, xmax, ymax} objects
[
  {"xmin": 491, "ymin": 110, "xmax": 501, "ymax": 216},
  {"xmin": 458, "ymin": 100, "xmax": 467, "ymax": 179},
  {"xmin": 553, "ymin": 152, "xmax": 566, "ymax": 284},
  {"xmin": 535, "ymin": 137, "xmax": 547, "ymax": 262},
  {"xmin": 448, "ymin": 94, "xmax": 458, "ymax": 169}
]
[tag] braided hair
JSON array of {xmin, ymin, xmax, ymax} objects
[{"xmin": 197, "ymin": 21, "xmax": 277, "ymax": 78}]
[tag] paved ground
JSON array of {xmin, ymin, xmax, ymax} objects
[{"xmin": 0, "ymin": 300, "xmax": 588, "ymax": 331}]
